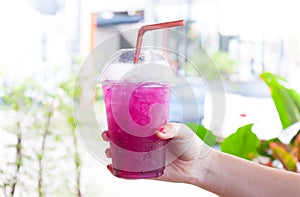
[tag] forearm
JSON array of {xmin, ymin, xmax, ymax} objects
[{"xmin": 196, "ymin": 149, "xmax": 300, "ymax": 197}]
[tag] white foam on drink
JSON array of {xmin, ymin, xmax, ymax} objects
[
  {"xmin": 99, "ymin": 62, "xmax": 177, "ymax": 85},
  {"xmin": 101, "ymin": 63, "xmax": 135, "ymax": 82}
]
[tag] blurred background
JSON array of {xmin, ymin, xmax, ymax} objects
[{"xmin": 1, "ymin": 0, "xmax": 300, "ymax": 196}]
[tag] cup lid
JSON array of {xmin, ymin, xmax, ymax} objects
[{"xmin": 98, "ymin": 49, "xmax": 176, "ymax": 85}]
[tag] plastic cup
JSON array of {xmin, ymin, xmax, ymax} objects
[
  {"xmin": 100, "ymin": 49, "xmax": 174, "ymax": 178},
  {"xmin": 100, "ymin": 20, "xmax": 184, "ymax": 179}
]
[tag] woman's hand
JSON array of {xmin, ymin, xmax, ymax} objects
[
  {"xmin": 101, "ymin": 123, "xmax": 213, "ymax": 185},
  {"xmin": 151, "ymin": 123, "xmax": 212, "ymax": 185}
]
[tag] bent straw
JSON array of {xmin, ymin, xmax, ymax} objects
[{"xmin": 133, "ymin": 20, "xmax": 185, "ymax": 64}]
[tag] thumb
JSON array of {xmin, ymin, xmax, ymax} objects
[
  {"xmin": 155, "ymin": 123, "xmax": 205, "ymax": 161},
  {"xmin": 155, "ymin": 123, "xmax": 199, "ymax": 142},
  {"xmin": 155, "ymin": 123, "xmax": 180, "ymax": 139}
]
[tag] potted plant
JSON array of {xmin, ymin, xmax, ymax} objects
[{"xmin": 188, "ymin": 72, "xmax": 300, "ymax": 172}]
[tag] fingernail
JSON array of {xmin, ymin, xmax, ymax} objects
[
  {"xmin": 107, "ymin": 164, "xmax": 113, "ymax": 173},
  {"xmin": 105, "ymin": 131, "xmax": 110, "ymax": 138},
  {"xmin": 101, "ymin": 131, "xmax": 110, "ymax": 140},
  {"xmin": 157, "ymin": 127, "xmax": 166, "ymax": 134},
  {"xmin": 105, "ymin": 148, "xmax": 111, "ymax": 158}
]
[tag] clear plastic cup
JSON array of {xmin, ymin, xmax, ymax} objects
[{"xmin": 99, "ymin": 48, "xmax": 175, "ymax": 179}]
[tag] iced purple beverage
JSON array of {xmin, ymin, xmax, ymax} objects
[{"xmin": 102, "ymin": 82, "xmax": 171, "ymax": 179}]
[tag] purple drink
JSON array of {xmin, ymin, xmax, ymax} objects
[{"xmin": 102, "ymin": 82, "xmax": 171, "ymax": 179}]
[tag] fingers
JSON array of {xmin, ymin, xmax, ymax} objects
[
  {"xmin": 102, "ymin": 131, "xmax": 113, "ymax": 175},
  {"xmin": 101, "ymin": 130, "xmax": 110, "ymax": 141},
  {"xmin": 105, "ymin": 148, "xmax": 111, "ymax": 158},
  {"xmin": 102, "ymin": 131, "xmax": 111, "ymax": 158}
]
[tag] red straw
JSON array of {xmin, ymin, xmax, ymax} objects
[{"xmin": 133, "ymin": 20, "xmax": 185, "ymax": 64}]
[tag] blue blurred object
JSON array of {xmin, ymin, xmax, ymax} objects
[
  {"xmin": 97, "ymin": 13, "xmax": 144, "ymax": 27},
  {"xmin": 29, "ymin": 0, "xmax": 65, "ymax": 15},
  {"xmin": 169, "ymin": 78, "xmax": 207, "ymax": 124}
]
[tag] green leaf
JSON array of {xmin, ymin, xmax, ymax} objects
[
  {"xmin": 221, "ymin": 124, "xmax": 260, "ymax": 160},
  {"xmin": 187, "ymin": 123, "xmax": 218, "ymax": 146},
  {"xmin": 257, "ymin": 138, "xmax": 280, "ymax": 158},
  {"xmin": 54, "ymin": 135, "xmax": 61, "ymax": 142},
  {"xmin": 59, "ymin": 77, "xmax": 82, "ymax": 100},
  {"xmin": 73, "ymin": 85, "xmax": 82, "ymax": 100},
  {"xmin": 211, "ymin": 51, "xmax": 237, "ymax": 75},
  {"xmin": 67, "ymin": 116, "xmax": 76, "ymax": 130},
  {"xmin": 74, "ymin": 152, "xmax": 81, "ymax": 167},
  {"xmin": 17, "ymin": 158, "xmax": 23, "ymax": 166},
  {"xmin": 260, "ymin": 72, "xmax": 300, "ymax": 129},
  {"xmin": 37, "ymin": 153, "xmax": 43, "ymax": 160},
  {"xmin": 5, "ymin": 144, "xmax": 23, "ymax": 149},
  {"xmin": 270, "ymin": 142, "xmax": 297, "ymax": 172},
  {"xmin": 295, "ymin": 134, "xmax": 300, "ymax": 162},
  {"xmin": 289, "ymin": 89, "xmax": 300, "ymax": 112}
]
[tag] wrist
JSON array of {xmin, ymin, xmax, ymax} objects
[{"xmin": 193, "ymin": 148, "xmax": 220, "ymax": 192}]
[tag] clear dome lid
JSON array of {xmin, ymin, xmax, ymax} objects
[{"xmin": 98, "ymin": 48, "xmax": 177, "ymax": 85}]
